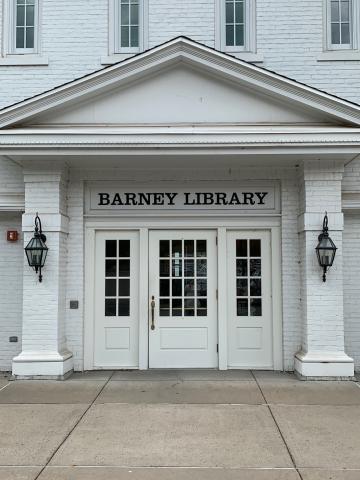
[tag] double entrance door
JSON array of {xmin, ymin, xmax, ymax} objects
[{"xmin": 93, "ymin": 229, "xmax": 272, "ymax": 369}]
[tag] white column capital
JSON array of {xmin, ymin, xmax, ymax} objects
[{"xmin": 22, "ymin": 212, "xmax": 69, "ymax": 234}]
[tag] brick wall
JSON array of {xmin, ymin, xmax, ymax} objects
[
  {"xmin": 0, "ymin": 213, "xmax": 23, "ymax": 370},
  {"xmin": 343, "ymin": 214, "xmax": 360, "ymax": 370},
  {"xmin": 0, "ymin": 1, "xmax": 360, "ymax": 108}
]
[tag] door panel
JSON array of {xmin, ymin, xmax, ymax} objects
[
  {"xmin": 149, "ymin": 231, "xmax": 218, "ymax": 368},
  {"xmin": 94, "ymin": 231, "xmax": 139, "ymax": 367},
  {"xmin": 227, "ymin": 231, "xmax": 273, "ymax": 368}
]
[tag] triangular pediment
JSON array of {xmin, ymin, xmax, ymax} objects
[{"xmin": 1, "ymin": 37, "xmax": 360, "ymax": 128}]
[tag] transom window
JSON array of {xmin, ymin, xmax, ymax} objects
[{"xmin": 327, "ymin": 0, "xmax": 354, "ymax": 49}]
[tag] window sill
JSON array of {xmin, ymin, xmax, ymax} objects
[
  {"xmin": 0, "ymin": 55, "xmax": 49, "ymax": 66},
  {"xmin": 101, "ymin": 53, "xmax": 138, "ymax": 65},
  {"xmin": 317, "ymin": 51, "xmax": 360, "ymax": 61},
  {"xmin": 226, "ymin": 51, "xmax": 264, "ymax": 63}
]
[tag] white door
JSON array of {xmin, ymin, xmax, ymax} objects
[
  {"xmin": 227, "ymin": 231, "xmax": 273, "ymax": 368},
  {"xmin": 94, "ymin": 231, "xmax": 139, "ymax": 368},
  {"xmin": 149, "ymin": 231, "xmax": 218, "ymax": 368}
]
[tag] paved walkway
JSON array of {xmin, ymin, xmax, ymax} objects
[{"xmin": 0, "ymin": 370, "xmax": 360, "ymax": 479}]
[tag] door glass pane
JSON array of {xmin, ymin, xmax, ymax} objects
[
  {"xmin": 237, "ymin": 278, "xmax": 248, "ymax": 296},
  {"xmin": 197, "ymin": 279, "xmax": 207, "ymax": 296},
  {"xmin": 250, "ymin": 240, "xmax": 261, "ymax": 257},
  {"xmin": 105, "ymin": 279, "xmax": 116, "ymax": 296},
  {"xmin": 172, "ymin": 298, "xmax": 182, "ymax": 316},
  {"xmin": 172, "ymin": 279, "xmax": 182, "ymax": 296},
  {"xmin": 184, "ymin": 240, "xmax": 194, "ymax": 257},
  {"xmin": 236, "ymin": 239, "xmax": 247, "ymax": 257},
  {"xmin": 118, "ymin": 260, "xmax": 130, "ymax": 277},
  {"xmin": 237, "ymin": 298, "xmax": 248, "ymax": 316},
  {"xmin": 160, "ymin": 279, "xmax": 170, "ymax": 296},
  {"xmin": 250, "ymin": 259, "xmax": 261, "ymax": 276},
  {"xmin": 160, "ymin": 240, "xmax": 170, "ymax": 258},
  {"xmin": 160, "ymin": 260, "xmax": 170, "ymax": 277},
  {"xmin": 105, "ymin": 299, "xmax": 116, "ymax": 316},
  {"xmin": 236, "ymin": 259, "xmax": 247, "ymax": 276},
  {"xmin": 196, "ymin": 259, "xmax": 207, "ymax": 277},
  {"xmin": 250, "ymin": 298, "xmax": 262, "ymax": 316},
  {"xmin": 172, "ymin": 259, "xmax": 182, "ymax": 277},
  {"xmin": 196, "ymin": 240, "xmax": 207, "ymax": 257},
  {"xmin": 118, "ymin": 279, "xmax": 130, "ymax": 296},
  {"xmin": 106, "ymin": 240, "xmax": 117, "ymax": 257},
  {"xmin": 160, "ymin": 299, "xmax": 169, "ymax": 316},
  {"xmin": 119, "ymin": 240, "xmax": 130, "ymax": 257},
  {"xmin": 184, "ymin": 259, "xmax": 194, "ymax": 277},
  {"xmin": 118, "ymin": 298, "xmax": 130, "ymax": 316},
  {"xmin": 172, "ymin": 240, "xmax": 182, "ymax": 257},
  {"xmin": 250, "ymin": 278, "xmax": 261, "ymax": 296},
  {"xmin": 106, "ymin": 260, "xmax": 117, "ymax": 277},
  {"xmin": 184, "ymin": 279, "xmax": 194, "ymax": 296},
  {"xmin": 184, "ymin": 298, "xmax": 195, "ymax": 316},
  {"xmin": 197, "ymin": 298, "xmax": 207, "ymax": 316}
]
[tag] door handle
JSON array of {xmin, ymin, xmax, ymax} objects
[{"xmin": 150, "ymin": 296, "xmax": 155, "ymax": 330}]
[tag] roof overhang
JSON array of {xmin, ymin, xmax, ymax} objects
[{"xmin": 1, "ymin": 37, "xmax": 360, "ymax": 162}]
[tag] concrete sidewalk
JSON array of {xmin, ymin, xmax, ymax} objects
[{"xmin": 1, "ymin": 370, "xmax": 360, "ymax": 480}]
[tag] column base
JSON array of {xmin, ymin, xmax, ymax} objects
[
  {"xmin": 295, "ymin": 350, "xmax": 354, "ymax": 380},
  {"xmin": 12, "ymin": 350, "xmax": 73, "ymax": 380}
]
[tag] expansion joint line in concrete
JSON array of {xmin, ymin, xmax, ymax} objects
[
  {"xmin": 250, "ymin": 370, "xmax": 304, "ymax": 480},
  {"xmin": 33, "ymin": 372, "xmax": 115, "ymax": 480}
]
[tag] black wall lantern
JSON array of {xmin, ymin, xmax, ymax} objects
[
  {"xmin": 24, "ymin": 213, "xmax": 48, "ymax": 282},
  {"xmin": 315, "ymin": 212, "xmax": 337, "ymax": 282}
]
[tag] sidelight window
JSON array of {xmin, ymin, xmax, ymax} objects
[
  {"xmin": 110, "ymin": 0, "xmax": 146, "ymax": 54},
  {"xmin": 217, "ymin": 0, "xmax": 256, "ymax": 53},
  {"xmin": 236, "ymin": 238, "xmax": 262, "ymax": 317},
  {"xmin": 104, "ymin": 239, "xmax": 131, "ymax": 317}
]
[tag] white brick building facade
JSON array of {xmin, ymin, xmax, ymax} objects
[{"xmin": 0, "ymin": 2, "xmax": 359, "ymax": 377}]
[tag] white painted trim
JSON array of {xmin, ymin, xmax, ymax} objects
[
  {"xmin": 138, "ymin": 228, "xmax": 149, "ymax": 369},
  {"xmin": 217, "ymin": 227, "xmax": 228, "ymax": 370},
  {"xmin": 317, "ymin": 51, "xmax": 360, "ymax": 61},
  {"xmin": 1, "ymin": 37, "xmax": 360, "ymax": 128},
  {"xmin": 0, "ymin": 192, "xmax": 24, "ymax": 211},
  {"xmin": 271, "ymin": 226, "xmax": 283, "ymax": 370},
  {"xmin": 84, "ymin": 227, "xmax": 96, "ymax": 370},
  {"xmin": 295, "ymin": 350, "xmax": 354, "ymax": 377},
  {"xmin": 0, "ymin": 54, "xmax": 48, "ymax": 65}
]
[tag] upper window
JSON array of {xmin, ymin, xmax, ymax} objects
[
  {"xmin": 12, "ymin": 0, "xmax": 39, "ymax": 53},
  {"xmin": 327, "ymin": 0, "xmax": 354, "ymax": 49},
  {"xmin": 111, "ymin": 0, "xmax": 145, "ymax": 54},
  {"xmin": 217, "ymin": 0, "xmax": 256, "ymax": 54}
]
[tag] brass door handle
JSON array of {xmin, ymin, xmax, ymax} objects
[{"xmin": 150, "ymin": 296, "xmax": 155, "ymax": 330}]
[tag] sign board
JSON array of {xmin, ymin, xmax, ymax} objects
[{"xmin": 86, "ymin": 183, "xmax": 280, "ymax": 215}]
